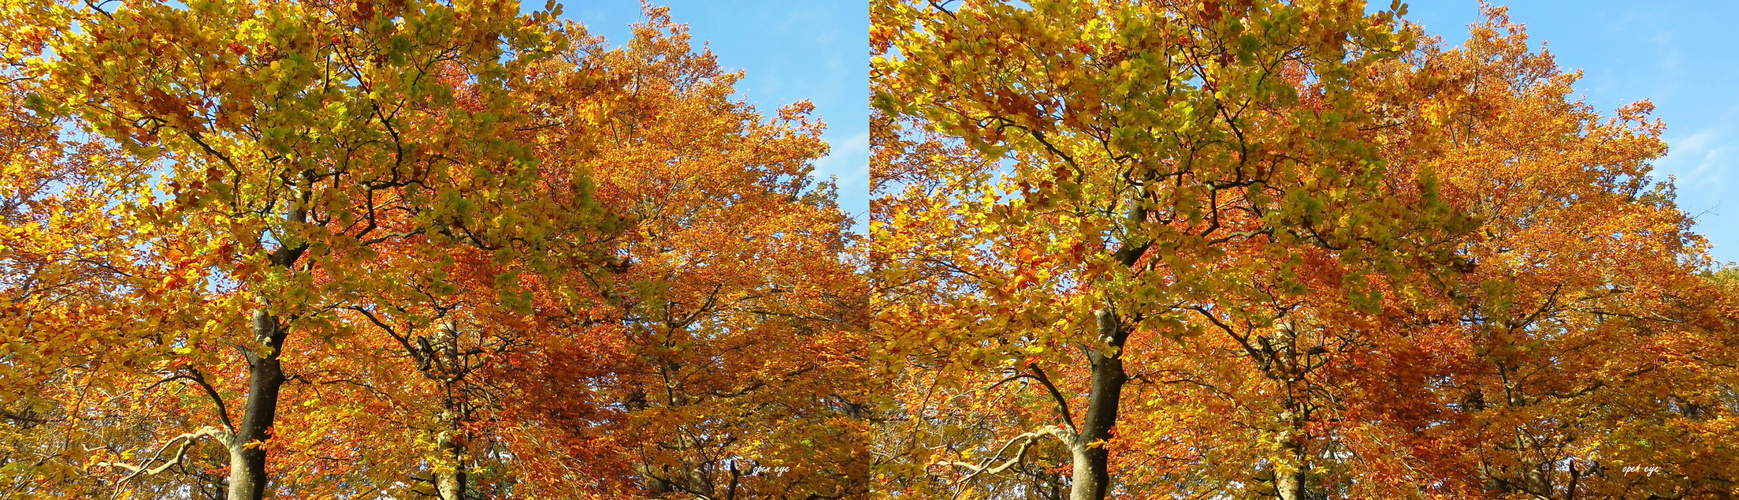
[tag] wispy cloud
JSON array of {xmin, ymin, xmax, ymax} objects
[
  {"xmin": 815, "ymin": 132, "xmax": 870, "ymax": 185},
  {"xmin": 1662, "ymin": 125, "xmax": 1734, "ymax": 188},
  {"xmin": 814, "ymin": 131, "xmax": 871, "ymax": 219},
  {"xmin": 1655, "ymin": 120, "xmax": 1737, "ymax": 242}
]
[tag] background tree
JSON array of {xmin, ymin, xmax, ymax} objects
[
  {"xmin": 0, "ymin": 76, "xmax": 168, "ymax": 497},
  {"xmin": 502, "ymin": 9, "xmax": 876, "ymax": 499},
  {"xmin": 1369, "ymin": 9, "xmax": 1739, "ymax": 498}
]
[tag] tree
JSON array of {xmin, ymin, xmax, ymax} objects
[
  {"xmin": 870, "ymin": 1, "xmax": 1463, "ymax": 499},
  {"xmin": 4, "ymin": 3, "xmax": 876, "ymax": 498},
  {"xmin": 8, "ymin": 0, "xmax": 604, "ymax": 497},
  {"xmin": 872, "ymin": 3, "xmax": 1739, "ymax": 499},
  {"xmin": 0, "ymin": 73, "xmax": 165, "ymax": 498},
  {"xmin": 1353, "ymin": 8, "xmax": 1739, "ymax": 498},
  {"xmin": 502, "ymin": 9, "xmax": 876, "ymax": 498}
]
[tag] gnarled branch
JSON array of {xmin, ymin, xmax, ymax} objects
[
  {"xmin": 97, "ymin": 426, "xmax": 229, "ymax": 483},
  {"xmin": 935, "ymin": 425, "xmax": 1072, "ymax": 491}
]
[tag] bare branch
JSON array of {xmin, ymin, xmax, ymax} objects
[
  {"xmin": 97, "ymin": 426, "xmax": 228, "ymax": 483},
  {"xmin": 935, "ymin": 426, "xmax": 1072, "ymax": 491}
]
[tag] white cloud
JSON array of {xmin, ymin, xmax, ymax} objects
[
  {"xmin": 1663, "ymin": 127, "xmax": 1732, "ymax": 187},
  {"xmin": 813, "ymin": 131, "xmax": 871, "ymax": 219},
  {"xmin": 815, "ymin": 131, "xmax": 870, "ymax": 184}
]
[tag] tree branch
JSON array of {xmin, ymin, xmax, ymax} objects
[
  {"xmin": 98, "ymin": 426, "xmax": 228, "ymax": 483},
  {"xmin": 1026, "ymin": 363, "xmax": 1077, "ymax": 435},
  {"xmin": 935, "ymin": 426, "xmax": 1072, "ymax": 490},
  {"xmin": 181, "ymin": 368, "xmax": 236, "ymax": 434}
]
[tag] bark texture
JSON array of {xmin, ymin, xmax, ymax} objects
[
  {"xmin": 1069, "ymin": 308, "xmax": 1129, "ymax": 500},
  {"xmin": 229, "ymin": 308, "xmax": 288, "ymax": 500}
]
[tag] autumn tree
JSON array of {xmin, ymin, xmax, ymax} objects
[
  {"xmin": 269, "ymin": 11, "xmax": 878, "ymax": 498},
  {"xmin": 495, "ymin": 9, "xmax": 876, "ymax": 499},
  {"xmin": 870, "ymin": 1, "xmax": 1466, "ymax": 499},
  {"xmin": 873, "ymin": 2, "xmax": 1739, "ymax": 500},
  {"xmin": 1096, "ymin": 7, "xmax": 1739, "ymax": 500},
  {"xmin": 1346, "ymin": 8, "xmax": 1739, "ymax": 498},
  {"xmin": 5, "ymin": 0, "xmax": 609, "ymax": 498},
  {"xmin": 6, "ymin": 2, "xmax": 875, "ymax": 498},
  {"xmin": 0, "ymin": 72, "xmax": 167, "ymax": 496}
]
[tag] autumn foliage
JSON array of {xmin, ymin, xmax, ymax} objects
[
  {"xmin": 871, "ymin": 1, "xmax": 1737, "ymax": 500},
  {"xmin": 3, "ymin": 0, "xmax": 1738, "ymax": 499},
  {"xmin": 2, "ymin": 1, "xmax": 866, "ymax": 499}
]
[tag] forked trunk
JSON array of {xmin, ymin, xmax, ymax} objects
[
  {"xmin": 1070, "ymin": 308, "xmax": 1129, "ymax": 500},
  {"xmin": 229, "ymin": 309, "xmax": 288, "ymax": 500}
]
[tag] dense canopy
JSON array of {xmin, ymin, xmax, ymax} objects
[
  {"xmin": 870, "ymin": 1, "xmax": 1737, "ymax": 499},
  {"xmin": 1, "ymin": 0, "xmax": 1735, "ymax": 499},
  {"xmin": 1, "ymin": 1, "xmax": 866, "ymax": 499}
]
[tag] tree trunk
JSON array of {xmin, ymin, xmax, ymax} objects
[
  {"xmin": 1065, "ymin": 198, "xmax": 1145, "ymax": 500},
  {"xmin": 1276, "ymin": 471, "xmax": 1302, "ymax": 500},
  {"xmin": 229, "ymin": 309, "xmax": 288, "ymax": 500},
  {"xmin": 221, "ymin": 198, "xmax": 308, "ymax": 500},
  {"xmin": 435, "ymin": 417, "xmax": 466, "ymax": 500},
  {"xmin": 1069, "ymin": 309, "xmax": 1129, "ymax": 500},
  {"xmin": 433, "ymin": 324, "xmax": 468, "ymax": 500},
  {"xmin": 1274, "ymin": 426, "xmax": 1306, "ymax": 500},
  {"xmin": 436, "ymin": 453, "xmax": 465, "ymax": 500}
]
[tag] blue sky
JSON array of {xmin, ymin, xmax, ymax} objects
[
  {"xmin": 553, "ymin": 1, "xmax": 870, "ymax": 228},
  {"xmin": 1399, "ymin": 1, "xmax": 1739, "ymax": 264}
]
